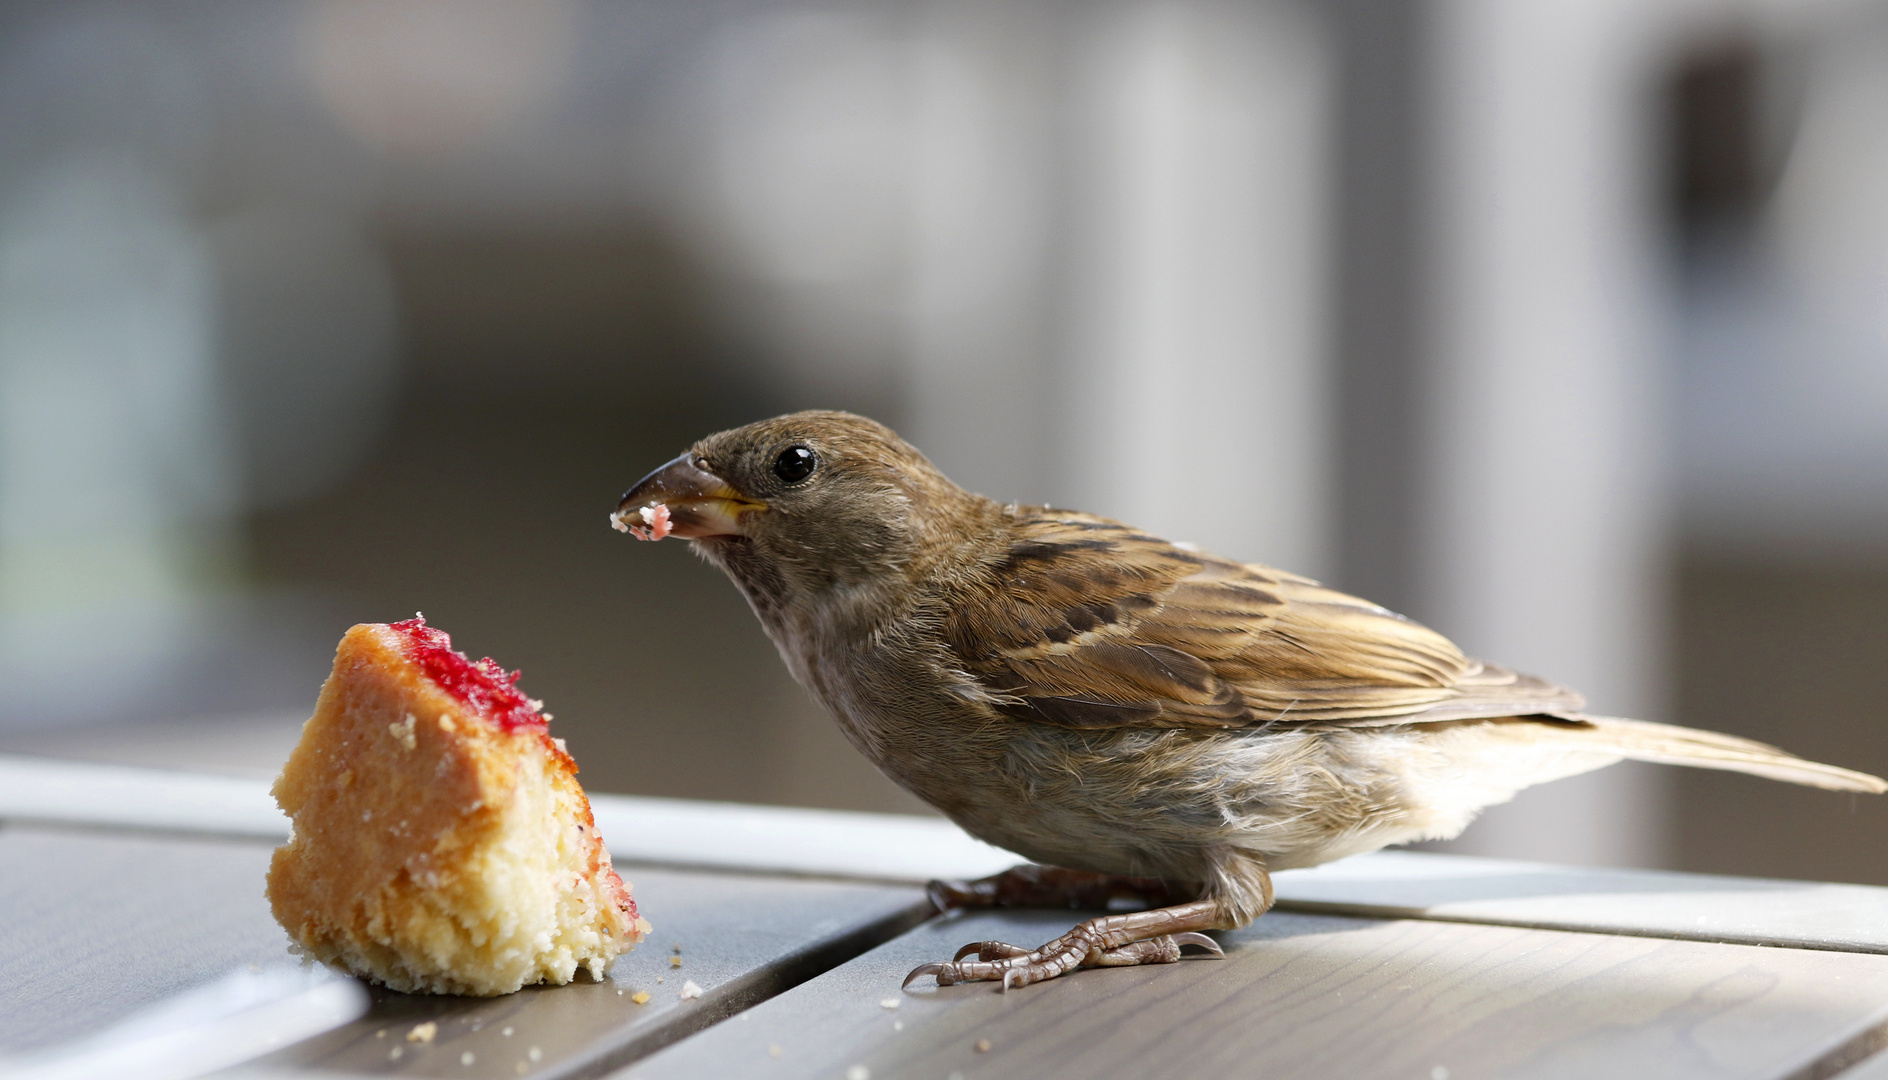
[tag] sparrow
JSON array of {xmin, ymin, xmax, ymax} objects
[{"xmin": 614, "ymin": 410, "xmax": 1885, "ymax": 989}]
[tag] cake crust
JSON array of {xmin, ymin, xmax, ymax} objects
[{"xmin": 268, "ymin": 621, "xmax": 647, "ymax": 996}]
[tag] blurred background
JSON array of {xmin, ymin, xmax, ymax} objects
[{"xmin": 0, "ymin": 0, "xmax": 1883, "ymax": 884}]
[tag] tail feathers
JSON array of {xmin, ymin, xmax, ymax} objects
[{"xmin": 1555, "ymin": 714, "xmax": 1887, "ymax": 794}]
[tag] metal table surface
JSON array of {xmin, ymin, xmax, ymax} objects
[{"xmin": 4, "ymin": 754, "xmax": 1888, "ymax": 1080}]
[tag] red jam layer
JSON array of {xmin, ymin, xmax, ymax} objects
[{"xmin": 387, "ymin": 616, "xmax": 546, "ymax": 731}]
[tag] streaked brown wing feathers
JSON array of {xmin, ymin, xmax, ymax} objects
[{"xmin": 945, "ymin": 512, "xmax": 1584, "ymax": 731}]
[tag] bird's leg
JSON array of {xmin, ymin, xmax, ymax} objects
[
  {"xmin": 926, "ymin": 864, "xmax": 1200, "ymax": 914},
  {"xmin": 910, "ymin": 853, "xmax": 1273, "ymax": 989},
  {"xmin": 904, "ymin": 899, "xmax": 1235, "ymax": 990}
]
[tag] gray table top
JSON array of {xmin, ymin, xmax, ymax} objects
[
  {"xmin": 628, "ymin": 907, "xmax": 1888, "ymax": 1080},
  {"xmin": 6, "ymin": 757, "xmax": 1888, "ymax": 1080},
  {"xmin": 0, "ymin": 828, "xmax": 294, "ymax": 1055},
  {"xmin": 0, "ymin": 825, "xmax": 923, "ymax": 1079}
]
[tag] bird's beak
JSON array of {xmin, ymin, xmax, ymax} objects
[{"xmin": 614, "ymin": 454, "xmax": 763, "ymax": 539}]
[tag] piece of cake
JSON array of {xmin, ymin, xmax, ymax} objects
[{"xmin": 267, "ymin": 616, "xmax": 648, "ymax": 996}]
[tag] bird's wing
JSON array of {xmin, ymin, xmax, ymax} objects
[{"xmin": 943, "ymin": 512, "xmax": 1583, "ymax": 731}]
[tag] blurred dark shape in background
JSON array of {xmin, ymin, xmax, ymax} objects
[
  {"xmin": 0, "ymin": 0, "xmax": 1883, "ymax": 880},
  {"xmin": 1663, "ymin": 17, "xmax": 1888, "ymax": 883}
]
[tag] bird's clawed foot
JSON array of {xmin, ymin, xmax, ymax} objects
[{"xmin": 903, "ymin": 901, "xmax": 1227, "ymax": 990}]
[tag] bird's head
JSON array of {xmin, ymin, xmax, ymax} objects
[{"xmin": 615, "ymin": 411, "xmax": 992, "ymax": 615}]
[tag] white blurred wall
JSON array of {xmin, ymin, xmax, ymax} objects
[
  {"xmin": 1416, "ymin": 0, "xmax": 1675, "ymax": 867},
  {"xmin": 1056, "ymin": 1, "xmax": 1331, "ymax": 575},
  {"xmin": 679, "ymin": 0, "xmax": 1334, "ymax": 570}
]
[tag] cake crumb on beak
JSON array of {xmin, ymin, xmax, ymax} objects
[{"xmin": 610, "ymin": 503, "xmax": 672, "ymax": 541}]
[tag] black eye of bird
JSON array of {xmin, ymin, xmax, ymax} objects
[{"xmin": 773, "ymin": 445, "xmax": 817, "ymax": 484}]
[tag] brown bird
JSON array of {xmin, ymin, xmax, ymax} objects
[{"xmin": 614, "ymin": 410, "xmax": 1885, "ymax": 989}]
